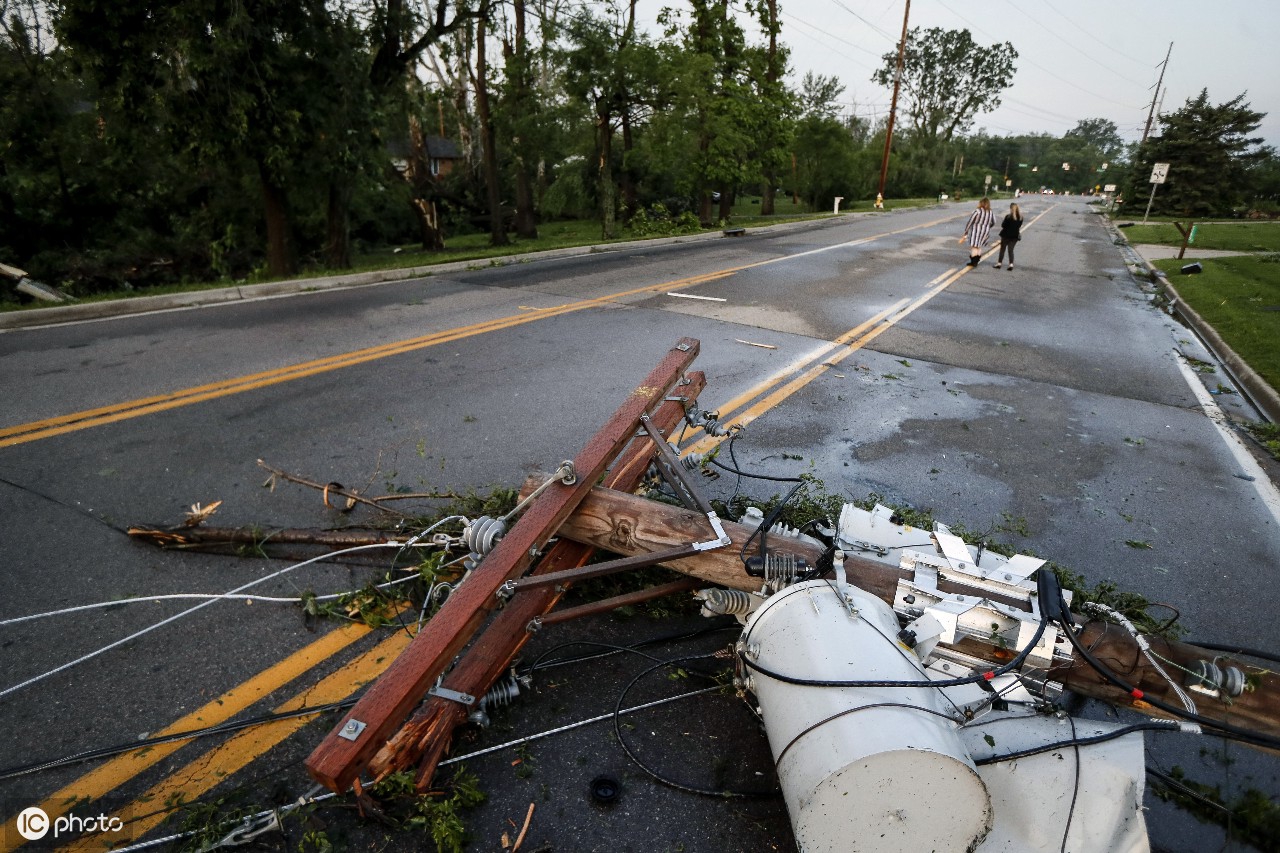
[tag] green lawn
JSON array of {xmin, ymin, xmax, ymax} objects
[
  {"xmin": 1153, "ymin": 254, "xmax": 1280, "ymax": 391},
  {"xmin": 1118, "ymin": 221, "xmax": 1280, "ymax": 252}
]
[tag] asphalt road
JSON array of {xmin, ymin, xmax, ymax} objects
[{"xmin": 2, "ymin": 198, "xmax": 1278, "ymax": 852}]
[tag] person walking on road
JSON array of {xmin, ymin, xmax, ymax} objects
[
  {"xmin": 959, "ymin": 198, "xmax": 996, "ymax": 267},
  {"xmin": 993, "ymin": 203, "xmax": 1023, "ymax": 270}
]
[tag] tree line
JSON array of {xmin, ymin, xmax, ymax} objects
[{"xmin": 2, "ymin": 0, "xmax": 1275, "ymax": 298}]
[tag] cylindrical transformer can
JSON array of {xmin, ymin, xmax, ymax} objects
[{"xmin": 742, "ymin": 580, "xmax": 992, "ymax": 852}]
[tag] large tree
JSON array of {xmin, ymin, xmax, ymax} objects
[
  {"xmin": 1127, "ymin": 90, "xmax": 1269, "ymax": 217},
  {"xmin": 55, "ymin": 0, "xmax": 364, "ymax": 277},
  {"xmin": 561, "ymin": 0, "xmax": 664, "ymax": 238},
  {"xmin": 872, "ymin": 27, "xmax": 1016, "ymax": 150}
]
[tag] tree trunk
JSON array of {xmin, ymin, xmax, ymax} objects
[
  {"xmin": 760, "ymin": 0, "xmax": 779, "ymax": 216},
  {"xmin": 511, "ymin": 0, "xmax": 538, "ymax": 239},
  {"xmin": 475, "ymin": 11, "xmax": 508, "ymax": 247},
  {"xmin": 620, "ymin": 107, "xmax": 638, "ymax": 222},
  {"xmin": 325, "ymin": 179, "xmax": 352, "ymax": 269},
  {"xmin": 597, "ymin": 103, "xmax": 616, "ymax": 239},
  {"xmin": 411, "ymin": 198, "xmax": 445, "ymax": 251},
  {"xmin": 259, "ymin": 163, "xmax": 296, "ymax": 278}
]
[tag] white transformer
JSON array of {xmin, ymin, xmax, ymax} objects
[{"xmin": 741, "ymin": 579, "xmax": 994, "ymax": 852}]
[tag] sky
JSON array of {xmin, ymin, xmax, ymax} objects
[{"xmin": 650, "ymin": 0, "xmax": 1280, "ymax": 149}]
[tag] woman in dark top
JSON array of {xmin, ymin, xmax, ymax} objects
[{"xmin": 994, "ymin": 203, "xmax": 1022, "ymax": 269}]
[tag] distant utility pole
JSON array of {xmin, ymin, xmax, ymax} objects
[
  {"xmin": 877, "ymin": 0, "xmax": 910, "ymax": 199},
  {"xmin": 1141, "ymin": 42, "xmax": 1173, "ymax": 144}
]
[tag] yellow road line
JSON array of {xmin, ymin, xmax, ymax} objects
[
  {"xmin": 6, "ymin": 620, "xmax": 379, "ymax": 850},
  {"xmin": 680, "ymin": 206, "xmax": 1053, "ymax": 456},
  {"xmin": 62, "ymin": 630, "xmax": 413, "ymax": 852},
  {"xmin": 3, "ymin": 214, "xmax": 966, "ymax": 449},
  {"xmin": 0, "ymin": 270, "xmax": 723, "ymax": 448}
]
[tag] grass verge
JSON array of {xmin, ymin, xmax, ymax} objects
[
  {"xmin": 1118, "ymin": 221, "xmax": 1280, "ymax": 252},
  {"xmin": 1153, "ymin": 254, "xmax": 1280, "ymax": 392}
]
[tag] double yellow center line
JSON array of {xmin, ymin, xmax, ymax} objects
[
  {"xmin": 678, "ymin": 205, "xmax": 1051, "ymax": 456},
  {"xmin": 2, "ymin": 214, "xmax": 961, "ymax": 449}
]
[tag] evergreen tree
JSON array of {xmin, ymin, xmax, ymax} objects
[{"xmin": 1126, "ymin": 90, "xmax": 1269, "ymax": 217}]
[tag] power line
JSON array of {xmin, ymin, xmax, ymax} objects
[
  {"xmin": 828, "ymin": 0, "xmax": 899, "ymax": 42},
  {"xmin": 932, "ymin": 0, "xmax": 1140, "ymax": 108},
  {"xmin": 998, "ymin": 0, "xmax": 1145, "ymax": 82},
  {"xmin": 781, "ymin": 11, "xmax": 882, "ymax": 68}
]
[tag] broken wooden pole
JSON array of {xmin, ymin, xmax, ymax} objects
[
  {"xmin": 1051, "ymin": 623, "xmax": 1280, "ymax": 744},
  {"xmin": 305, "ymin": 338, "xmax": 701, "ymax": 792},
  {"xmin": 364, "ymin": 372, "xmax": 706, "ymax": 787},
  {"xmin": 547, "ymin": 486, "xmax": 1280, "ymax": 746},
  {"xmin": 127, "ymin": 525, "xmax": 407, "ymax": 551}
]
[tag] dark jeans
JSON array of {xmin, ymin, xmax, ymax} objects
[{"xmin": 997, "ymin": 239, "xmax": 1016, "ymax": 265}]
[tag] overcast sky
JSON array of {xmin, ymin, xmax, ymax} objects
[{"xmin": 648, "ymin": 0, "xmax": 1279, "ymax": 149}]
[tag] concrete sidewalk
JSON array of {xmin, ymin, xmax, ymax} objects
[{"xmin": 1130, "ymin": 243, "xmax": 1256, "ymax": 259}]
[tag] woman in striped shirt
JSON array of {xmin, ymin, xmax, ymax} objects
[{"xmin": 959, "ymin": 198, "xmax": 996, "ymax": 267}]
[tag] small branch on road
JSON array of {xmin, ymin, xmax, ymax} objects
[{"xmin": 257, "ymin": 458, "xmax": 460, "ymax": 518}]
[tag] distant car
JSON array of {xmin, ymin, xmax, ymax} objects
[{"xmin": 1041, "ymin": 188, "xmax": 1055, "ymax": 194}]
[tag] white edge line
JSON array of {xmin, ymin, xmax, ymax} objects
[{"xmin": 1173, "ymin": 350, "xmax": 1280, "ymax": 523}]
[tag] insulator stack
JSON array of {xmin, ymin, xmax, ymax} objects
[{"xmin": 462, "ymin": 515, "xmax": 506, "ymax": 556}]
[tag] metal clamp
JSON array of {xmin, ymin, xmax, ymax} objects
[
  {"xmin": 216, "ymin": 810, "xmax": 283, "ymax": 847},
  {"xmin": 429, "ymin": 685, "xmax": 476, "ymax": 706}
]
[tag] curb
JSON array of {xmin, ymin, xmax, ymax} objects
[
  {"xmin": 1161, "ymin": 280, "xmax": 1280, "ymax": 424},
  {"xmin": 1108, "ymin": 221, "xmax": 1280, "ymax": 424},
  {"xmin": 0, "ymin": 212, "xmax": 886, "ymax": 332}
]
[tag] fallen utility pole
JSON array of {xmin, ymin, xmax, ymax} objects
[
  {"xmin": 305, "ymin": 338, "xmax": 702, "ymax": 792},
  {"xmin": 365, "ymin": 371, "xmax": 708, "ymax": 787}
]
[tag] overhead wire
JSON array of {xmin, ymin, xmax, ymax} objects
[{"xmin": 0, "ymin": 541, "xmax": 410, "ymax": 700}]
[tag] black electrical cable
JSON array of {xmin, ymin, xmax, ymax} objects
[
  {"xmin": 973, "ymin": 720, "xmax": 1182, "ymax": 766},
  {"xmin": 1145, "ymin": 765, "xmax": 1233, "ymax": 814},
  {"xmin": 1181, "ymin": 641, "xmax": 1280, "ymax": 666},
  {"xmin": 522, "ymin": 621, "xmax": 739, "ymax": 675},
  {"xmin": 708, "ymin": 456, "xmax": 805, "ymax": 483},
  {"xmin": 612, "ymin": 653, "xmax": 781, "ymax": 799},
  {"xmin": 0, "ymin": 699, "xmax": 356, "ymax": 780},
  {"xmin": 1060, "ymin": 714, "xmax": 1080, "ymax": 853},
  {"xmin": 1050, "ymin": 587, "xmax": 1280, "ymax": 751},
  {"xmin": 773, "ymin": 701, "xmax": 965, "ymax": 769}
]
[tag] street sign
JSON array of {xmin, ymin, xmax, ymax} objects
[
  {"xmin": 984, "ymin": 175, "xmax": 992, "ymax": 186},
  {"xmin": 1104, "ymin": 184, "xmax": 1117, "ymax": 193},
  {"xmin": 1150, "ymin": 162, "xmax": 1170, "ymax": 184}
]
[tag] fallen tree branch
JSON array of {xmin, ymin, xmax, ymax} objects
[{"xmin": 257, "ymin": 458, "xmax": 461, "ymax": 517}]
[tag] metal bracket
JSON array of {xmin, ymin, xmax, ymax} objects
[
  {"xmin": 429, "ymin": 685, "xmax": 476, "ymax": 706},
  {"xmin": 337, "ymin": 719, "xmax": 367, "ymax": 742}
]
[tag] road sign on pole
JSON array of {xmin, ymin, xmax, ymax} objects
[{"xmin": 1143, "ymin": 163, "xmax": 1170, "ymax": 223}]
